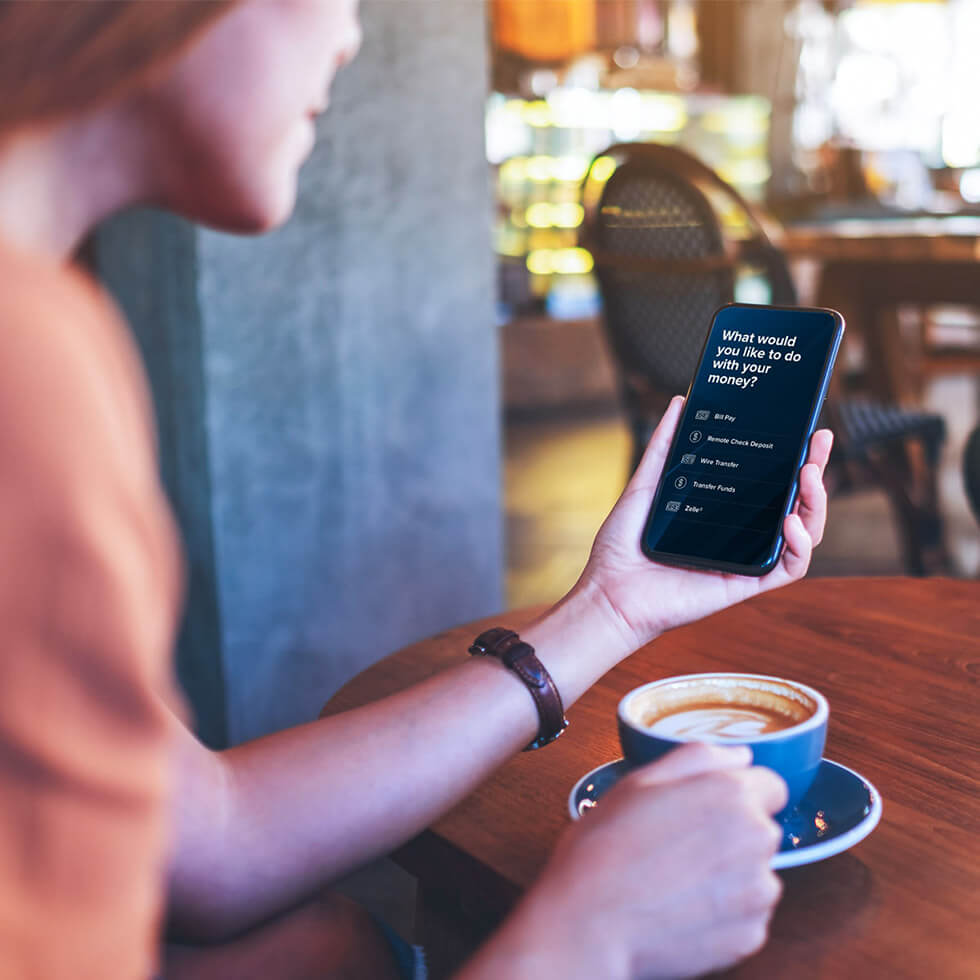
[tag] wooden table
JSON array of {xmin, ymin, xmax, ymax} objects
[
  {"xmin": 782, "ymin": 216, "xmax": 980, "ymax": 265},
  {"xmin": 781, "ymin": 216, "xmax": 980, "ymax": 403},
  {"xmin": 325, "ymin": 577, "xmax": 980, "ymax": 978}
]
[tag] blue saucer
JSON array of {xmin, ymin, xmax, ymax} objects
[{"xmin": 569, "ymin": 758, "xmax": 882, "ymax": 869}]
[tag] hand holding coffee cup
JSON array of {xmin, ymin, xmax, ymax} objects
[
  {"xmin": 524, "ymin": 742, "xmax": 787, "ymax": 978},
  {"xmin": 524, "ymin": 674, "xmax": 829, "ymax": 975},
  {"xmin": 618, "ymin": 673, "xmax": 828, "ymax": 817}
]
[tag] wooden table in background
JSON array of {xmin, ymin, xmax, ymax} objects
[
  {"xmin": 781, "ymin": 216, "xmax": 980, "ymax": 403},
  {"xmin": 325, "ymin": 578, "xmax": 980, "ymax": 978}
]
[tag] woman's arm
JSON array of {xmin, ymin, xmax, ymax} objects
[
  {"xmin": 166, "ymin": 576, "xmax": 630, "ymax": 940},
  {"xmin": 167, "ymin": 397, "xmax": 832, "ymax": 940}
]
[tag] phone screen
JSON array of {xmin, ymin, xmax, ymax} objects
[{"xmin": 642, "ymin": 304, "xmax": 843, "ymax": 575}]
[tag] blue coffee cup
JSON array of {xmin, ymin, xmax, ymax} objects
[{"xmin": 617, "ymin": 673, "xmax": 828, "ymax": 815}]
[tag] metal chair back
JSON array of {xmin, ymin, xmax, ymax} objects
[
  {"xmin": 581, "ymin": 142, "xmax": 796, "ymax": 456},
  {"xmin": 965, "ymin": 425, "xmax": 980, "ymax": 526}
]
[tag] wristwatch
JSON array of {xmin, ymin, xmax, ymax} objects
[{"xmin": 469, "ymin": 627, "xmax": 568, "ymax": 750}]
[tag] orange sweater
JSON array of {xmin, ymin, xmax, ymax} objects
[{"xmin": 0, "ymin": 243, "xmax": 181, "ymax": 979}]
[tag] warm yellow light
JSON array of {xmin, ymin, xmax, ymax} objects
[
  {"xmin": 715, "ymin": 198, "xmax": 751, "ymax": 236},
  {"xmin": 526, "ymin": 155, "xmax": 554, "ymax": 182},
  {"xmin": 526, "ymin": 249, "xmax": 554, "ymax": 275},
  {"xmin": 521, "ymin": 100, "xmax": 554, "ymax": 128},
  {"xmin": 589, "ymin": 155, "xmax": 617, "ymax": 185},
  {"xmin": 525, "ymin": 202, "xmax": 554, "ymax": 228},
  {"xmin": 718, "ymin": 159, "xmax": 771, "ymax": 187},
  {"xmin": 701, "ymin": 99, "xmax": 769, "ymax": 137},
  {"xmin": 552, "ymin": 247, "xmax": 595, "ymax": 275},
  {"xmin": 552, "ymin": 156, "xmax": 590, "ymax": 183},
  {"xmin": 553, "ymin": 202, "xmax": 585, "ymax": 228},
  {"xmin": 644, "ymin": 94, "xmax": 688, "ymax": 132},
  {"xmin": 499, "ymin": 157, "xmax": 527, "ymax": 184}
]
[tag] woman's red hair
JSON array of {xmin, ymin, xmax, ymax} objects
[{"xmin": 0, "ymin": 0, "xmax": 235, "ymax": 133}]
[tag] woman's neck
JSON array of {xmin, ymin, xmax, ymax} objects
[{"xmin": 0, "ymin": 106, "xmax": 150, "ymax": 262}]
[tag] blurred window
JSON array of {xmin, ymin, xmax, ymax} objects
[{"xmin": 791, "ymin": 0, "xmax": 980, "ymax": 206}]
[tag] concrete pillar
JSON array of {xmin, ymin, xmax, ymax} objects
[
  {"xmin": 93, "ymin": 215, "xmax": 227, "ymax": 749},
  {"xmin": 95, "ymin": 0, "xmax": 501, "ymax": 745}
]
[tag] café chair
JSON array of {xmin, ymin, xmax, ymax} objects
[
  {"xmin": 914, "ymin": 306, "xmax": 980, "ymax": 396},
  {"xmin": 964, "ymin": 424, "xmax": 980, "ymax": 526},
  {"xmin": 580, "ymin": 142, "xmax": 950, "ymax": 575}
]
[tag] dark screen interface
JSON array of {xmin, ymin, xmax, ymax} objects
[{"xmin": 643, "ymin": 306, "xmax": 840, "ymax": 568}]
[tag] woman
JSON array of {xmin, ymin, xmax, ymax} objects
[{"xmin": 0, "ymin": 2, "xmax": 832, "ymax": 977}]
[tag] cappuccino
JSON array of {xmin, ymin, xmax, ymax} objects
[
  {"xmin": 617, "ymin": 673, "xmax": 829, "ymax": 812},
  {"xmin": 642, "ymin": 701, "xmax": 803, "ymax": 739},
  {"xmin": 629, "ymin": 675, "xmax": 816, "ymax": 742}
]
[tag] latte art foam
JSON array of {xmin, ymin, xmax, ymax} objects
[
  {"xmin": 644, "ymin": 704, "xmax": 796, "ymax": 739},
  {"xmin": 628, "ymin": 677, "xmax": 817, "ymax": 742}
]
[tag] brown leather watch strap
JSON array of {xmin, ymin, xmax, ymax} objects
[{"xmin": 469, "ymin": 627, "xmax": 568, "ymax": 750}]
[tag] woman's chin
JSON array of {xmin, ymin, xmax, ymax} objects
[
  {"xmin": 194, "ymin": 182, "xmax": 299, "ymax": 236},
  {"xmin": 235, "ymin": 199, "xmax": 295, "ymax": 234}
]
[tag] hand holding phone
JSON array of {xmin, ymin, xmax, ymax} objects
[
  {"xmin": 561, "ymin": 386, "xmax": 831, "ymax": 655},
  {"xmin": 642, "ymin": 304, "xmax": 844, "ymax": 576}
]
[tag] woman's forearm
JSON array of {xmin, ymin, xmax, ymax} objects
[{"xmin": 166, "ymin": 579, "xmax": 637, "ymax": 940}]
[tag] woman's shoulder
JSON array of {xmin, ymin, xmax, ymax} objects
[
  {"xmin": 0, "ymin": 242, "xmax": 159, "ymax": 503},
  {"xmin": 0, "ymin": 240, "xmax": 106, "ymax": 330},
  {"xmin": 0, "ymin": 242, "xmax": 119, "ymax": 382}
]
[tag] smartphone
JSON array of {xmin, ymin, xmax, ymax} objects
[{"xmin": 641, "ymin": 303, "xmax": 845, "ymax": 576}]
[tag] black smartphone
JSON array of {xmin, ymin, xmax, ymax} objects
[{"xmin": 641, "ymin": 303, "xmax": 845, "ymax": 576}]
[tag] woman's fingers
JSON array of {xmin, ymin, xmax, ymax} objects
[
  {"xmin": 779, "ymin": 512, "xmax": 813, "ymax": 581},
  {"xmin": 628, "ymin": 743, "xmax": 752, "ymax": 789},
  {"xmin": 768, "ymin": 436, "xmax": 827, "ymax": 585},
  {"xmin": 797, "ymin": 463, "xmax": 827, "ymax": 547},
  {"xmin": 797, "ymin": 429, "xmax": 832, "ymax": 547},
  {"xmin": 808, "ymin": 428, "xmax": 834, "ymax": 474}
]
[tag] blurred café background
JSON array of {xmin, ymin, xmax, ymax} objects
[
  {"xmin": 91, "ymin": 0, "xmax": 980, "ymax": 765},
  {"xmin": 490, "ymin": 0, "xmax": 980, "ymax": 604}
]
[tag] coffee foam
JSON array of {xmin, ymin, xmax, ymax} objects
[
  {"xmin": 627, "ymin": 676, "xmax": 816, "ymax": 741},
  {"xmin": 644, "ymin": 704, "xmax": 794, "ymax": 738}
]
